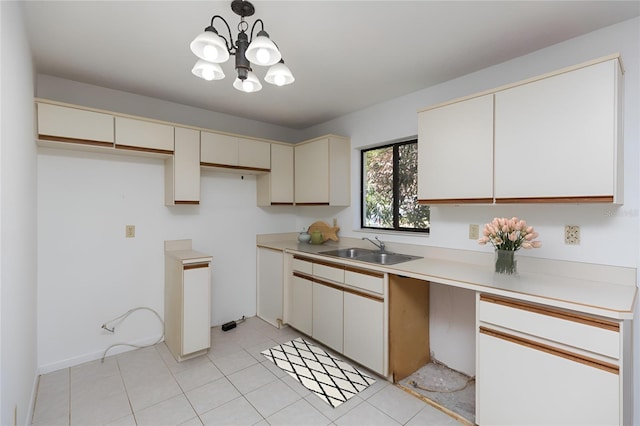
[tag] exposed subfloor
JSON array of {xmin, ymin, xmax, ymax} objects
[{"xmin": 398, "ymin": 361, "xmax": 475, "ymax": 425}]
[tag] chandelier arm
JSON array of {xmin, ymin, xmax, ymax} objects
[
  {"xmin": 209, "ymin": 15, "xmax": 236, "ymax": 54},
  {"xmin": 249, "ymin": 18, "xmax": 265, "ymax": 42}
]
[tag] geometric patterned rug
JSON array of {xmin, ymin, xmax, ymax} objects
[{"xmin": 261, "ymin": 338, "xmax": 376, "ymax": 408}]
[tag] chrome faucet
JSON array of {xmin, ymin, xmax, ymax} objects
[{"xmin": 362, "ymin": 236, "xmax": 386, "ymax": 252}]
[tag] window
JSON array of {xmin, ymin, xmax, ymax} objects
[{"xmin": 361, "ymin": 140, "xmax": 430, "ymax": 232}]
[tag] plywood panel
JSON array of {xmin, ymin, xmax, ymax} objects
[{"xmin": 389, "ymin": 275, "xmax": 430, "ymax": 381}]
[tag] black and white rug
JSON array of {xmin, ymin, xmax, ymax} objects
[{"xmin": 261, "ymin": 338, "xmax": 376, "ymax": 408}]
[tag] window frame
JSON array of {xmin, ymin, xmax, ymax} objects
[{"xmin": 360, "ymin": 139, "xmax": 429, "ymax": 234}]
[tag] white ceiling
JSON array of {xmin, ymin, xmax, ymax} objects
[{"xmin": 22, "ymin": 1, "xmax": 640, "ymax": 129}]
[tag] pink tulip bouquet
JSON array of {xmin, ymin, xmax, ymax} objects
[{"xmin": 478, "ymin": 217, "xmax": 542, "ymax": 251}]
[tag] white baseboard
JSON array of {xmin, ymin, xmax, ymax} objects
[{"xmin": 38, "ymin": 335, "xmax": 164, "ymax": 375}]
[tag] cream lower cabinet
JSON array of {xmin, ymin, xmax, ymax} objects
[
  {"xmin": 312, "ymin": 281, "xmax": 344, "ymax": 352},
  {"xmin": 287, "ymin": 255, "xmax": 387, "ymax": 376},
  {"xmin": 256, "ymin": 247, "xmax": 284, "ymax": 328},
  {"xmin": 164, "ymin": 240, "xmax": 212, "ymax": 362},
  {"xmin": 476, "ymin": 294, "xmax": 627, "ymax": 425},
  {"xmin": 343, "ymin": 291, "xmax": 384, "ymax": 374},
  {"xmin": 290, "ymin": 273, "xmax": 313, "ymax": 336}
]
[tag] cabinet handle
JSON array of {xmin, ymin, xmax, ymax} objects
[
  {"xmin": 479, "ymin": 326, "xmax": 618, "ymax": 375},
  {"xmin": 479, "ymin": 294, "xmax": 619, "ymax": 332},
  {"xmin": 183, "ymin": 262, "xmax": 209, "ymax": 270}
]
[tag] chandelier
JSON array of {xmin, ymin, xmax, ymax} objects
[{"xmin": 189, "ymin": 0, "xmax": 294, "ymax": 93}]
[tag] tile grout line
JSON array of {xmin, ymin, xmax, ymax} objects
[{"xmin": 115, "ymin": 353, "xmax": 139, "ymax": 425}]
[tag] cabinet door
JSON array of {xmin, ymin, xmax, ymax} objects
[
  {"xmin": 200, "ymin": 131, "xmax": 238, "ymax": 166},
  {"xmin": 295, "ymin": 139, "xmax": 329, "ymax": 204},
  {"xmin": 257, "ymin": 247, "xmax": 284, "ymax": 327},
  {"xmin": 115, "ymin": 117, "xmax": 174, "ymax": 153},
  {"xmin": 238, "ymin": 138, "xmax": 270, "ymax": 170},
  {"xmin": 290, "ymin": 274, "xmax": 313, "ymax": 335},
  {"xmin": 182, "ymin": 264, "xmax": 211, "ymax": 355},
  {"xmin": 417, "ymin": 94, "xmax": 494, "ymax": 203},
  {"xmin": 312, "ymin": 282, "xmax": 343, "ymax": 352},
  {"xmin": 477, "ymin": 329, "xmax": 619, "ymax": 425},
  {"xmin": 343, "ymin": 291, "xmax": 384, "ymax": 374},
  {"xmin": 494, "ymin": 59, "xmax": 621, "ymax": 202},
  {"xmin": 37, "ymin": 103, "xmax": 114, "ymax": 146},
  {"xmin": 166, "ymin": 127, "xmax": 200, "ymax": 205},
  {"xmin": 257, "ymin": 144, "xmax": 294, "ymax": 206}
]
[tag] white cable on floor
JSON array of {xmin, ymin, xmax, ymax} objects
[{"xmin": 100, "ymin": 307, "xmax": 164, "ymax": 363}]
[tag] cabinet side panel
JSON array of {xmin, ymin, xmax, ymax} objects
[
  {"xmin": 388, "ymin": 275, "xmax": 429, "ymax": 381},
  {"xmin": 256, "ymin": 248, "xmax": 284, "ymax": 327},
  {"xmin": 329, "ymin": 137, "xmax": 351, "ymax": 206}
]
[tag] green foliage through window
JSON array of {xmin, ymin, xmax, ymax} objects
[{"xmin": 362, "ymin": 140, "xmax": 430, "ymax": 232}]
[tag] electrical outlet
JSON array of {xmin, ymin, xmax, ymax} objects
[
  {"xmin": 469, "ymin": 224, "xmax": 479, "ymax": 240},
  {"xmin": 332, "ymin": 218, "xmax": 337, "ymax": 227},
  {"xmin": 565, "ymin": 225, "xmax": 580, "ymax": 245},
  {"xmin": 125, "ymin": 225, "xmax": 135, "ymax": 238}
]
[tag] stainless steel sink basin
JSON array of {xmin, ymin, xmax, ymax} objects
[
  {"xmin": 355, "ymin": 252, "xmax": 422, "ymax": 265},
  {"xmin": 319, "ymin": 247, "xmax": 376, "ymax": 258},
  {"xmin": 319, "ymin": 247, "xmax": 422, "ymax": 265}
]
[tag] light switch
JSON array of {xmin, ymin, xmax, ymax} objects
[{"xmin": 125, "ymin": 225, "xmax": 135, "ymax": 238}]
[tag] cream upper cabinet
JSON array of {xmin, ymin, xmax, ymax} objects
[
  {"xmin": 165, "ymin": 127, "xmax": 200, "ymax": 205},
  {"xmin": 416, "ymin": 54, "xmax": 623, "ymax": 205},
  {"xmin": 294, "ymin": 135, "xmax": 350, "ymax": 206},
  {"xmin": 200, "ymin": 132, "xmax": 238, "ymax": 166},
  {"xmin": 257, "ymin": 143, "xmax": 294, "ymax": 206},
  {"xmin": 417, "ymin": 94, "xmax": 494, "ymax": 204},
  {"xmin": 201, "ymin": 131, "xmax": 270, "ymax": 171},
  {"xmin": 494, "ymin": 58, "xmax": 623, "ymax": 203},
  {"xmin": 238, "ymin": 138, "xmax": 270, "ymax": 170},
  {"xmin": 37, "ymin": 102, "xmax": 114, "ymax": 147},
  {"xmin": 115, "ymin": 117, "xmax": 174, "ymax": 154}
]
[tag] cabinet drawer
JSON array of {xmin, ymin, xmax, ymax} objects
[
  {"xmin": 344, "ymin": 267, "xmax": 384, "ymax": 294},
  {"xmin": 479, "ymin": 295, "xmax": 620, "ymax": 359},
  {"xmin": 292, "ymin": 257, "xmax": 313, "ymax": 275},
  {"xmin": 313, "ymin": 260, "xmax": 344, "ymax": 283}
]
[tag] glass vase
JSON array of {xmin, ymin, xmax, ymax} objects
[{"xmin": 495, "ymin": 249, "xmax": 517, "ymax": 275}]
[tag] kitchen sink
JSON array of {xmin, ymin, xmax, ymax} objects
[
  {"xmin": 319, "ymin": 247, "xmax": 422, "ymax": 265},
  {"xmin": 355, "ymin": 252, "xmax": 422, "ymax": 265},
  {"xmin": 319, "ymin": 247, "xmax": 376, "ymax": 258}
]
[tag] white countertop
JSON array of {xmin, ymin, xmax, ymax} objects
[{"xmin": 258, "ymin": 236, "xmax": 637, "ymax": 320}]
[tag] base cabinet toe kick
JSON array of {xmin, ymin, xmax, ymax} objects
[{"xmin": 476, "ymin": 294, "xmax": 631, "ymax": 426}]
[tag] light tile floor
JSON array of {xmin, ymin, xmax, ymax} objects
[{"xmin": 32, "ymin": 316, "xmax": 461, "ymax": 425}]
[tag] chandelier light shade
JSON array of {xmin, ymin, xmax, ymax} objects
[
  {"xmin": 189, "ymin": 0, "xmax": 294, "ymax": 93},
  {"xmin": 265, "ymin": 60, "xmax": 295, "ymax": 86},
  {"xmin": 191, "ymin": 60, "xmax": 225, "ymax": 81}
]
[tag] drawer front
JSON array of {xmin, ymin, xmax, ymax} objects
[
  {"xmin": 313, "ymin": 261, "xmax": 345, "ymax": 283},
  {"xmin": 292, "ymin": 257, "xmax": 313, "ymax": 275},
  {"xmin": 344, "ymin": 267, "xmax": 384, "ymax": 294},
  {"xmin": 479, "ymin": 295, "xmax": 620, "ymax": 359}
]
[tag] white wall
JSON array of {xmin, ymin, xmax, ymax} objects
[
  {"xmin": 37, "ymin": 149, "xmax": 298, "ymax": 372},
  {"xmin": 0, "ymin": 2, "xmax": 38, "ymax": 425},
  {"xmin": 299, "ymin": 16, "xmax": 640, "ymax": 422}
]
